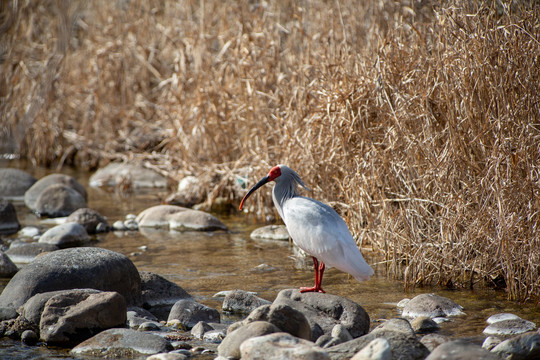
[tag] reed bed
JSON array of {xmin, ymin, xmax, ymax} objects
[{"xmin": 1, "ymin": 0, "xmax": 539, "ymax": 301}]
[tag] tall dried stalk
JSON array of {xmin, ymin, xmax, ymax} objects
[{"xmin": 1, "ymin": 0, "xmax": 539, "ymax": 301}]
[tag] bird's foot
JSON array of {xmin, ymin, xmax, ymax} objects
[{"xmin": 299, "ymin": 286, "xmax": 326, "ymax": 293}]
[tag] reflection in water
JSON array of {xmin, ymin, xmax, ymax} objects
[{"xmin": 0, "ymin": 162, "xmax": 538, "ymax": 359}]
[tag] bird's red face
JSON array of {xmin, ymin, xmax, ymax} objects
[{"xmin": 268, "ymin": 165, "xmax": 282, "ymax": 182}]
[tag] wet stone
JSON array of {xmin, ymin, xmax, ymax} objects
[
  {"xmin": 250, "ymin": 225, "xmax": 290, "ymax": 241},
  {"xmin": 483, "ymin": 318, "xmax": 537, "ymax": 336},
  {"xmin": 401, "ymin": 293, "xmax": 464, "ymax": 319},
  {"xmin": 21, "ymin": 329, "xmax": 39, "ymax": 345},
  {"xmin": 137, "ymin": 204, "xmax": 227, "ymax": 232}
]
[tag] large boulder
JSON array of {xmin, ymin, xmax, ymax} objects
[
  {"xmin": 0, "ymin": 168, "xmax": 36, "ymax": 198},
  {"xmin": 137, "ymin": 204, "xmax": 227, "ymax": 231},
  {"xmin": 0, "ymin": 247, "xmax": 142, "ymax": 314},
  {"xmin": 0, "ymin": 199, "xmax": 20, "ymax": 235},
  {"xmin": 89, "ymin": 162, "xmax": 167, "ymax": 189},
  {"xmin": 273, "ymin": 289, "xmax": 370, "ymax": 342},
  {"xmin": 71, "ymin": 328, "xmax": 173, "ymax": 357},
  {"xmin": 39, "ymin": 289, "xmax": 127, "ymax": 346}
]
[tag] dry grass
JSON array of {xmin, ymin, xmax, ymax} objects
[{"xmin": 1, "ymin": 0, "xmax": 539, "ymax": 301}]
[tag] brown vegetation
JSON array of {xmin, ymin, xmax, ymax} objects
[{"xmin": 1, "ymin": 0, "xmax": 539, "ymax": 301}]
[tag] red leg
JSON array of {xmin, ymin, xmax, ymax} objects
[{"xmin": 300, "ymin": 257, "xmax": 326, "ymax": 293}]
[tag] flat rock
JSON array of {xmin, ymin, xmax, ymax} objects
[
  {"xmin": 137, "ymin": 205, "xmax": 227, "ymax": 231},
  {"xmin": 0, "ymin": 168, "xmax": 36, "ymax": 198},
  {"xmin": 250, "ymin": 225, "xmax": 290, "ymax": 241},
  {"xmin": 38, "ymin": 222, "xmax": 90, "ymax": 248},
  {"xmin": 89, "ymin": 162, "xmax": 167, "ymax": 188},
  {"xmin": 401, "ymin": 293, "xmax": 464, "ymax": 319},
  {"xmin": 5, "ymin": 242, "xmax": 59, "ymax": 264},
  {"xmin": 490, "ymin": 331, "xmax": 540, "ymax": 359},
  {"xmin": 167, "ymin": 299, "xmax": 220, "ymax": 330},
  {"xmin": 71, "ymin": 328, "xmax": 173, "ymax": 357},
  {"xmin": 273, "ymin": 289, "xmax": 370, "ymax": 342},
  {"xmin": 24, "ymin": 174, "xmax": 87, "ymax": 212},
  {"xmin": 425, "ymin": 340, "xmax": 500, "ymax": 360},
  {"xmin": 65, "ymin": 208, "xmax": 110, "ymax": 233},
  {"xmin": 240, "ymin": 332, "xmax": 330, "ymax": 360},
  {"xmin": 0, "ymin": 199, "xmax": 20, "ymax": 235},
  {"xmin": 350, "ymin": 337, "xmax": 391, "ymax": 360},
  {"xmin": 483, "ymin": 318, "xmax": 537, "ymax": 336},
  {"xmin": 217, "ymin": 321, "xmax": 281, "ymax": 359},
  {"xmin": 0, "ymin": 247, "xmax": 142, "ymax": 312},
  {"xmin": 0, "ymin": 250, "xmax": 18, "ymax": 277},
  {"xmin": 39, "ymin": 289, "xmax": 127, "ymax": 346},
  {"xmin": 486, "ymin": 313, "xmax": 521, "ymax": 324},
  {"xmin": 222, "ymin": 289, "xmax": 271, "ymax": 314}
]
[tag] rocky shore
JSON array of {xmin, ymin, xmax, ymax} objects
[{"xmin": 0, "ymin": 165, "xmax": 538, "ymax": 360}]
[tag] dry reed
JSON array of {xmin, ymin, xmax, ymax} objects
[{"xmin": 1, "ymin": 0, "xmax": 539, "ymax": 301}]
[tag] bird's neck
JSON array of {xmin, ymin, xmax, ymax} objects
[{"xmin": 272, "ymin": 180, "xmax": 298, "ymax": 220}]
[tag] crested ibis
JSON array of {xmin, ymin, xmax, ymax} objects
[{"xmin": 239, "ymin": 165, "xmax": 373, "ymax": 293}]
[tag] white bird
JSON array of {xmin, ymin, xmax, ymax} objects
[{"xmin": 239, "ymin": 165, "xmax": 374, "ymax": 293}]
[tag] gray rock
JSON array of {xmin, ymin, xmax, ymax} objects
[
  {"xmin": 191, "ymin": 321, "xmax": 215, "ymax": 339},
  {"xmin": 0, "ymin": 247, "xmax": 142, "ymax": 311},
  {"xmin": 71, "ymin": 328, "xmax": 173, "ymax": 357},
  {"xmin": 350, "ymin": 337, "xmax": 391, "ymax": 360},
  {"xmin": 0, "ymin": 250, "xmax": 18, "ymax": 277},
  {"xmin": 140, "ymin": 271, "xmax": 192, "ymax": 320},
  {"xmin": 147, "ymin": 353, "xmax": 190, "ymax": 360},
  {"xmin": 240, "ymin": 332, "xmax": 330, "ymax": 360},
  {"xmin": 0, "ymin": 199, "xmax": 20, "ymax": 235},
  {"xmin": 33, "ymin": 183, "xmax": 88, "ymax": 217},
  {"xmin": 66, "ymin": 208, "xmax": 110, "ymax": 233},
  {"xmin": 401, "ymin": 293, "xmax": 464, "ymax": 319},
  {"xmin": 483, "ymin": 318, "xmax": 537, "ymax": 336},
  {"xmin": 137, "ymin": 205, "xmax": 227, "ymax": 231},
  {"xmin": 167, "ymin": 299, "xmax": 220, "ymax": 330},
  {"xmin": 38, "ymin": 222, "xmax": 90, "ymax": 248},
  {"xmin": 420, "ymin": 333, "xmax": 451, "ymax": 352},
  {"xmin": 5, "ymin": 242, "xmax": 59, "ymax": 263},
  {"xmin": 217, "ymin": 321, "xmax": 281, "ymax": 359},
  {"xmin": 316, "ymin": 324, "xmax": 353, "ymax": 348},
  {"xmin": 326, "ymin": 330, "xmax": 429, "ymax": 360},
  {"xmin": 39, "ymin": 289, "xmax": 127, "ymax": 346},
  {"xmin": 250, "ymin": 225, "xmax": 290, "ymax": 241},
  {"xmin": 425, "ymin": 340, "xmax": 500, "ymax": 360},
  {"xmin": 17, "ymin": 226, "xmax": 41, "ymax": 239},
  {"xmin": 222, "ymin": 289, "xmax": 271, "ymax": 314},
  {"xmin": 245, "ymin": 303, "xmax": 312, "ymax": 341},
  {"xmin": 372, "ymin": 318, "xmax": 415, "ymax": 337},
  {"xmin": 139, "ymin": 321, "xmax": 162, "ymax": 331},
  {"xmin": 490, "ymin": 331, "xmax": 540, "ymax": 359},
  {"xmin": 24, "ymin": 174, "xmax": 87, "ymax": 214},
  {"xmin": 203, "ymin": 329, "xmax": 226, "ymax": 343},
  {"xmin": 21, "ymin": 329, "xmax": 39, "ymax": 345},
  {"xmin": 410, "ymin": 316, "xmax": 439, "ymax": 333},
  {"xmin": 127, "ymin": 307, "xmax": 160, "ymax": 329},
  {"xmin": 486, "ymin": 313, "xmax": 521, "ymax": 324},
  {"xmin": 273, "ymin": 289, "xmax": 370, "ymax": 342},
  {"xmin": 482, "ymin": 336, "xmax": 502, "ymax": 351},
  {"xmin": 89, "ymin": 162, "xmax": 168, "ymax": 189},
  {"xmin": 0, "ymin": 168, "xmax": 36, "ymax": 198}
]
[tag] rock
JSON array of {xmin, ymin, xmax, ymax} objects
[
  {"xmin": 65, "ymin": 208, "xmax": 110, "ymax": 233},
  {"xmin": 167, "ymin": 300, "xmax": 220, "ymax": 330},
  {"xmin": 0, "ymin": 247, "xmax": 142, "ymax": 311},
  {"xmin": 0, "ymin": 168, "xmax": 37, "ymax": 198},
  {"xmin": 273, "ymin": 289, "xmax": 370, "ymax": 341},
  {"xmin": 203, "ymin": 329, "xmax": 227, "ymax": 343},
  {"xmin": 71, "ymin": 328, "xmax": 173, "ymax": 357},
  {"xmin": 240, "ymin": 332, "xmax": 330, "ymax": 360},
  {"xmin": 245, "ymin": 303, "xmax": 312, "ymax": 341},
  {"xmin": 191, "ymin": 321, "xmax": 215, "ymax": 339},
  {"xmin": 140, "ymin": 271, "xmax": 192, "ymax": 320},
  {"xmin": 425, "ymin": 340, "xmax": 500, "ymax": 360},
  {"xmin": 372, "ymin": 318, "xmax": 415, "ymax": 337},
  {"xmin": 33, "ymin": 184, "xmax": 88, "ymax": 217},
  {"xmin": 420, "ymin": 333, "xmax": 451, "ymax": 352},
  {"xmin": 0, "ymin": 250, "xmax": 18, "ymax": 277},
  {"xmin": 139, "ymin": 321, "xmax": 162, "ymax": 331},
  {"xmin": 89, "ymin": 162, "xmax": 167, "ymax": 189},
  {"xmin": 483, "ymin": 318, "xmax": 537, "ymax": 336},
  {"xmin": 350, "ymin": 337, "xmax": 391, "ymax": 360},
  {"xmin": 326, "ymin": 330, "xmax": 429, "ymax": 360},
  {"xmin": 486, "ymin": 313, "xmax": 521, "ymax": 324},
  {"xmin": 127, "ymin": 307, "xmax": 159, "ymax": 329},
  {"xmin": 482, "ymin": 336, "xmax": 502, "ymax": 351},
  {"xmin": 222, "ymin": 289, "xmax": 271, "ymax": 314},
  {"xmin": 17, "ymin": 226, "xmax": 42, "ymax": 239},
  {"xmin": 217, "ymin": 321, "xmax": 281, "ymax": 359},
  {"xmin": 0, "ymin": 199, "xmax": 20, "ymax": 235},
  {"xmin": 165, "ymin": 175, "xmax": 204, "ymax": 208},
  {"xmin": 39, "ymin": 289, "xmax": 127, "ymax": 346},
  {"xmin": 410, "ymin": 316, "xmax": 439, "ymax": 333},
  {"xmin": 21, "ymin": 329, "xmax": 39, "ymax": 345},
  {"xmin": 250, "ymin": 225, "xmax": 290, "ymax": 241},
  {"xmin": 490, "ymin": 331, "xmax": 540, "ymax": 359},
  {"xmin": 24, "ymin": 174, "xmax": 87, "ymax": 216},
  {"xmin": 147, "ymin": 353, "xmax": 189, "ymax": 360},
  {"xmin": 137, "ymin": 204, "xmax": 227, "ymax": 231},
  {"xmin": 5, "ymin": 242, "xmax": 59, "ymax": 263},
  {"xmin": 38, "ymin": 222, "xmax": 90, "ymax": 248},
  {"xmin": 401, "ymin": 293, "xmax": 464, "ymax": 319},
  {"xmin": 316, "ymin": 324, "xmax": 354, "ymax": 348}
]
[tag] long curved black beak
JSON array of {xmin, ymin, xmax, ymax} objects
[{"xmin": 239, "ymin": 175, "xmax": 270, "ymax": 210}]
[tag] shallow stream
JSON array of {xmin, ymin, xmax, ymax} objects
[{"xmin": 0, "ymin": 160, "xmax": 538, "ymax": 359}]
